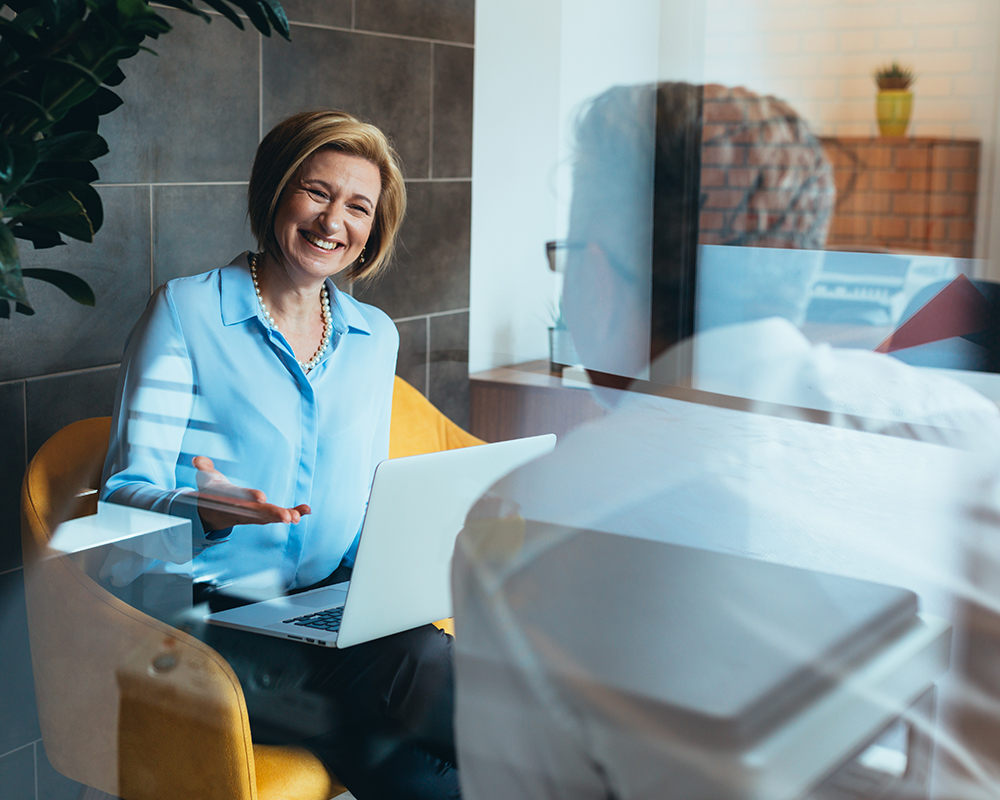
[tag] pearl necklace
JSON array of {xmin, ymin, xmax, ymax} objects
[{"xmin": 249, "ymin": 253, "xmax": 333, "ymax": 372}]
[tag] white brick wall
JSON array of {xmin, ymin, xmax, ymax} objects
[
  {"xmin": 703, "ymin": 0, "xmax": 1000, "ymax": 141},
  {"xmin": 701, "ymin": 0, "xmax": 1000, "ymax": 266}
]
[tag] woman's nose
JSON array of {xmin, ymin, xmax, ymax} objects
[{"xmin": 318, "ymin": 206, "xmax": 341, "ymax": 233}]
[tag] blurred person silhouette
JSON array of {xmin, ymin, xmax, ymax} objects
[{"xmin": 452, "ymin": 82, "xmax": 1000, "ymax": 800}]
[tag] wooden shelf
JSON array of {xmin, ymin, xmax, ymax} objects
[{"xmin": 469, "ymin": 360, "xmax": 607, "ymax": 443}]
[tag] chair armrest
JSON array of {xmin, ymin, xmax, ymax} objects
[{"xmin": 116, "ymin": 636, "xmax": 257, "ymax": 800}]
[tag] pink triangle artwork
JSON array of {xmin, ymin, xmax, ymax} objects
[{"xmin": 875, "ymin": 274, "xmax": 992, "ymax": 354}]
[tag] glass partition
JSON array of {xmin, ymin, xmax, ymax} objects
[{"xmin": 462, "ymin": 1, "xmax": 1000, "ymax": 798}]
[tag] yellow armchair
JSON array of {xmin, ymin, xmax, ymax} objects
[
  {"xmin": 21, "ymin": 377, "xmax": 480, "ymax": 800},
  {"xmin": 389, "ymin": 375, "xmax": 484, "ymax": 458}
]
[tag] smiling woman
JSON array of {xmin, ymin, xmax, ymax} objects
[
  {"xmin": 267, "ymin": 150, "xmax": 380, "ymax": 292},
  {"xmin": 253, "ymin": 150, "xmax": 382, "ymax": 369},
  {"xmin": 99, "ymin": 111, "xmax": 460, "ymax": 800}
]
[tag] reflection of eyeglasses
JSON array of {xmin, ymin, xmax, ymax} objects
[
  {"xmin": 546, "ymin": 239, "xmax": 639, "ymax": 286},
  {"xmin": 545, "ymin": 240, "xmax": 586, "ymax": 273}
]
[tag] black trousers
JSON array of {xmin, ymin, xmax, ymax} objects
[{"xmin": 194, "ymin": 614, "xmax": 461, "ymax": 800}]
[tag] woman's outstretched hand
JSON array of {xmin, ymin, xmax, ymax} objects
[{"xmin": 192, "ymin": 456, "xmax": 312, "ymax": 533}]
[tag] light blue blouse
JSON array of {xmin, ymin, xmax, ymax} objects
[{"xmin": 101, "ymin": 252, "xmax": 398, "ymax": 590}]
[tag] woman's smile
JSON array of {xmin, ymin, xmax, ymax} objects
[{"xmin": 300, "ymin": 230, "xmax": 343, "ymax": 252}]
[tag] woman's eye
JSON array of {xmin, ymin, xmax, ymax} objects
[
  {"xmin": 307, "ymin": 189, "xmax": 327, "ymax": 200},
  {"xmin": 350, "ymin": 204, "xmax": 370, "ymax": 215}
]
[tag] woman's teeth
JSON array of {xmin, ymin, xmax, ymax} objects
[{"xmin": 302, "ymin": 231, "xmax": 336, "ymax": 251}]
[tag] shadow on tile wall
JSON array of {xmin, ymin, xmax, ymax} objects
[{"xmin": 0, "ymin": 2, "xmax": 474, "ymax": 794}]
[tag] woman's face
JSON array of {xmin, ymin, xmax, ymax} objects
[{"xmin": 271, "ymin": 148, "xmax": 382, "ymax": 282}]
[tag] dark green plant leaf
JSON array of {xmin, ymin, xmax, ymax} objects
[
  {"xmin": 11, "ymin": 221, "xmax": 66, "ymax": 248},
  {"xmin": 196, "ymin": 0, "xmax": 245, "ymax": 30},
  {"xmin": 15, "ymin": 302, "xmax": 34, "ymax": 315},
  {"xmin": 51, "ymin": 87, "xmax": 123, "ymax": 135},
  {"xmin": 102, "ymin": 65, "xmax": 126, "ymax": 86},
  {"xmin": 86, "ymin": 0, "xmax": 121, "ymax": 19},
  {"xmin": 0, "ymin": 137, "xmax": 13, "ymax": 185},
  {"xmin": 0, "ymin": 18, "xmax": 44, "ymax": 59},
  {"xmin": 36, "ymin": 131, "xmax": 108, "ymax": 162},
  {"xmin": 0, "ymin": 136, "xmax": 38, "ymax": 196},
  {"xmin": 155, "ymin": 0, "xmax": 214, "ymax": 22},
  {"xmin": 257, "ymin": 0, "xmax": 290, "ymax": 40},
  {"xmin": 23, "ymin": 267, "xmax": 95, "ymax": 304},
  {"xmin": 17, "ymin": 178, "xmax": 104, "ymax": 232},
  {"xmin": 41, "ymin": 64, "xmax": 102, "ymax": 123},
  {"xmin": 4, "ymin": 0, "xmax": 37, "ymax": 15},
  {"xmin": 0, "ymin": 90, "xmax": 56, "ymax": 123},
  {"xmin": 42, "ymin": 57, "xmax": 104, "ymax": 89},
  {"xmin": 117, "ymin": 0, "xmax": 175, "ymax": 29},
  {"xmin": 226, "ymin": 0, "xmax": 271, "ymax": 37},
  {"xmin": 0, "ymin": 300, "xmax": 9, "ymax": 318},
  {"xmin": 46, "ymin": 0, "xmax": 87, "ymax": 29},
  {"xmin": 32, "ymin": 159, "xmax": 99, "ymax": 184},
  {"xmin": 89, "ymin": 85, "xmax": 124, "ymax": 115},
  {"xmin": 17, "ymin": 191, "xmax": 93, "ymax": 241},
  {"xmin": 0, "ymin": 222, "xmax": 30, "ymax": 306}
]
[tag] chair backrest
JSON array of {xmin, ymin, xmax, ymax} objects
[
  {"xmin": 390, "ymin": 375, "xmax": 485, "ymax": 459},
  {"xmin": 22, "ymin": 418, "xmax": 260, "ymax": 800}
]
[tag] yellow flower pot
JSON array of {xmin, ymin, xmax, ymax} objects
[{"xmin": 876, "ymin": 90, "xmax": 913, "ymax": 137}]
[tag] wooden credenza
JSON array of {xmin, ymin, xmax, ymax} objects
[
  {"xmin": 468, "ymin": 361, "xmax": 606, "ymax": 443},
  {"xmin": 819, "ymin": 136, "xmax": 980, "ymax": 258}
]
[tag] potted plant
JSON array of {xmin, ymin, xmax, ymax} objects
[
  {"xmin": 548, "ymin": 297, "xmax": 579, "ymax": 373},
  {"xmin": 0, "ymin": 0, "xmax": 290, "ymax": 319},
  {"xmin": 874, "ymin": 61, "xmax": 915, "ymax": 137}
]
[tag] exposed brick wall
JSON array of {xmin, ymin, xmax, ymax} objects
[
  {"xmin": 699, "ymin": 85, "xmax": 835, "ymax": 250},
  {"xmin": 820, "ymin": 137, "xmax": 979, "ymax": 257}
]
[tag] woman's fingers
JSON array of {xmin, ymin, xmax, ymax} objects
[
  {"xmin": 192, "ymin": 455, "xmax": 306, "ymax": 530},
  {"xmin": 194, "ymin": 455, "xmax": 268, "ymax": 502},
  {"xmin": 196, "ymin": 493, "xmax": 309, "ymax": 528}
]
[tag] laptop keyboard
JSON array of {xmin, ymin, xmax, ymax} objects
[{"xmin": 283, "ymin": 607, "xmax": 344, "ymax": 632}]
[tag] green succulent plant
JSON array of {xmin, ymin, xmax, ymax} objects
[
  {"xmin": 0, "ymin": 0, "xmax": 290, "ymax": 318},
  {"xmin": 874, "ymin": 61, "xmax": 915, "ymax": 91}
]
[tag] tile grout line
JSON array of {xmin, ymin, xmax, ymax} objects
[
  {"xmin": 0, "ymin": 565, "xmax": 24, "ymax": 578},
  {"xmin": 22, "ymin": 380, "xmax": 27, "ymax": 472},
  {"xmin": 429, "ymin": 42, "xmax": 435, "ymax": 180},
  {"xmin": 99, "ymin": 182, "xmax": 248, "ymax": 187},
  {"xmin": 258, "ymin": 32, "xmax": 264, "ymax": 142},
  {"xmin": 149, "ymin": 185, "xmax": 155, "ymax": 295},
  {"xmin": 392, "ymin": 307, "xmax": 469, "ymax": 324},
  {"xmin": 351, "ymin": 0, "xmax": 355, "ymax": 30},
  {"xmin": 167, "ymin": 1, "xmax": 474, "ymax": 47},
  {"xmin": 404, "ymin": 177, "xmax": 472, "ymax": 183},
  {"xmin": 1, "ymin": 364, "xmax": 121, "ymax": 389},
  {"xmin": 425, "ymin": 316, "xmax": 431, "ymax": 396},
  {"xmin": 97, "ymin": 179, "xmax": 468, "ymax": 187},
  {"xmin": 288, "ymin": 19, "xmax": 473, "ymax": 48},
  {"xmin": 0, "ymin": 739, "xmax": 36, "ymax": 757}
]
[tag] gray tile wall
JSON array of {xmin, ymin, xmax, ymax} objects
[{"xmin": 0, "ymin": 2, "xmax": 473, "ymax": 796}]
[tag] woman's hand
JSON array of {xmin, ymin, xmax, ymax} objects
[{"xmin": 192, "ymin": 456, "xmax": 312, "ymax": 533}]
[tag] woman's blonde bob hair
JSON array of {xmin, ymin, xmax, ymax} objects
[{"xmin": 248, "ymin": 110, "xmax": 406, "ymax": 282}]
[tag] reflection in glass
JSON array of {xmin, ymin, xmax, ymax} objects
[{"xmin": 455, "ymin": 79, "xmax": 1000, "ymax": 800}]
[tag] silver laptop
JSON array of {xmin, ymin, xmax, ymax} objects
[{"xmin": 205, "ymin": 434, "xmax": 556, "ymax": 647}]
